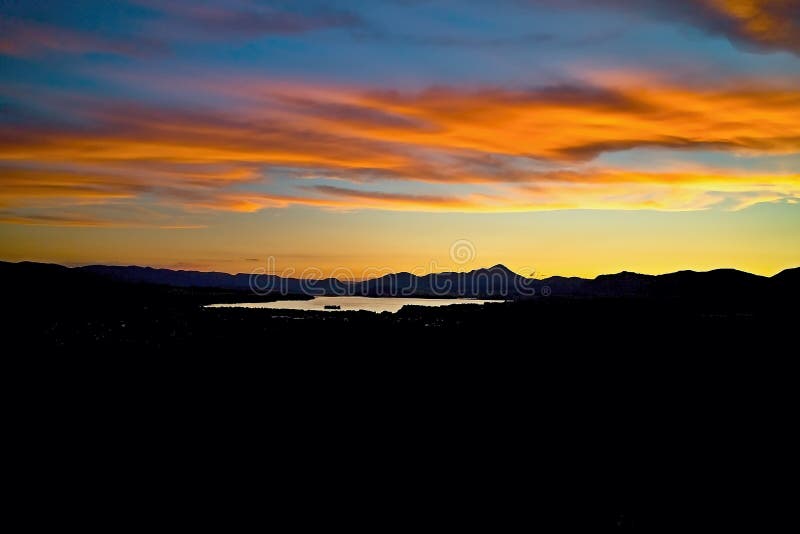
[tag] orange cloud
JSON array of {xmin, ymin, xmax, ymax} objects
[
  {"xmin": 0, "ymin": 167, "xmax": 146, "ymax": 207},
  {"xmin": 1, "ymin": 78, "xmax": 799, "ymax": 225},
  {"xmin": 6, "ymin": 81, "xmax": 800, "ymax": 165},
  {"xmin": 168, "ymin": 170, "xmax": 800, "ymax": 214},
  {"xmin": 351, "ymin": 83, "xmax": 800, "ymax": 161}
]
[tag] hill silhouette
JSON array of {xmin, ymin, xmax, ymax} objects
[
  {"xmin": 3, "ymin": 259, "xmax": 797, "ymax": 355},
  {"xmin": 26, "ymin": 261, "xmax": 791, "ymax": 299}
]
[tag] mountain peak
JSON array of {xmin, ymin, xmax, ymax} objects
[
  {"xmin": 461, "ymin": 264, "xmax": 521, "ymax": 277},
  {"xmin": 486, "ymin": 263, "xmax": 514, "ymax": 273}
]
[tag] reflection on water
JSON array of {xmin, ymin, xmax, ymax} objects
[{"xmin": 206, "ymin": 296, "xmax": 502, "ymax": 313}]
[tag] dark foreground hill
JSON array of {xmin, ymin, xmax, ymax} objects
[{"xmin": 3, "ymin": 260, "xmax": 796, "ymax": 530}]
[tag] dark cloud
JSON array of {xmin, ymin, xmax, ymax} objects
[
  {"xmin": 528, "ymin": 0, "xmax": 800, "ymax": 55},
  {"xmin": 0, "ymin": 16, "xmax": 165, "ymax": 57},
  {"xmin": 554, "ymin": 137, "xmax": 738, "ymax": 161},
  {"xmin": 365, "ymin": 83, "xmax": 651, "ymax": 115},
  {"xmin": 273, "ymin": 96, "xmax": 433, "ymax": 131},
  {"xmin": 0, "ymin": 212, "xmax": 113, "ymax": 227},
  {"xmin": 311, "ymin": 185, "xmax": 453, "ymax": 204},
  {"xmin": 491, "ymin": 84, "xmax": 652, "ymax": 111},
  {"xmin": 351, "ymin": 29, "xmax": 555, "ymax": 49},
  {"xmin": 140, "ymin": 0, "xmax": 364, "ymax": 37},
  {"xmin": 0, "ymin": 0, "xmax": 363, "ymax": 58}
]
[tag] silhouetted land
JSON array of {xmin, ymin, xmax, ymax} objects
[
  {"xmin": 4, "ymin": 259, "xmax": 797, "ymax": 529},
  {"xmin": 4, "ymin": 260, "xmax": 798, "ymax": 351},
  {"xmin": 64, "ymin": 261, "xmax": 800, "ymax": 300}
]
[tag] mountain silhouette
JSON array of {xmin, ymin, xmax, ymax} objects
[
  {"xmin": 2, "ymin": 260, "xmax": 797, "ymax": 299},
  {"xmin": 772, "ymin": 266, "xmax": 800, "ymax": 286}
]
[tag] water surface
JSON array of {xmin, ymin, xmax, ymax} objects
[{"xmin": 206, "ymin": 296, "xmax": 502, "ymax": 313}]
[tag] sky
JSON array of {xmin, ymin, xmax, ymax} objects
[{"xmin": 1, "ymin": 0, "xmax": 798, "ymax": 278}]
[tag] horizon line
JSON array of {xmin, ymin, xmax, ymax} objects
[{"xmin": 3, "ymin": 259, "xmax": 796, "ymax": 281}]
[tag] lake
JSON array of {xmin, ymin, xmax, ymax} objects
[{"xmin": 206, "ymin": 296, "xmax": 503, "ymax": 313}]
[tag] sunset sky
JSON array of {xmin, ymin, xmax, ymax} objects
[{"xmin": 1, "ymin": 0, "xmax": 798, "ymax": 277}]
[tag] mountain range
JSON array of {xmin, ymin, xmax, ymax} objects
[{"xmin": 2, "ymin": 260, "xmax": 797, "ymax": 299}]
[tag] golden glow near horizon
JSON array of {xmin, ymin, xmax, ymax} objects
[{"xmin": 1, "ymin": 203, "xmax": 797, "ymax": 279}]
